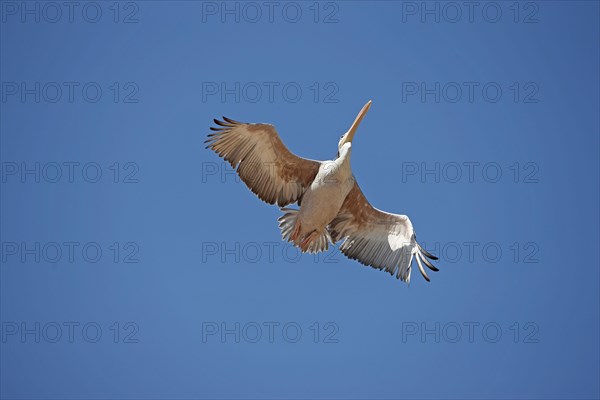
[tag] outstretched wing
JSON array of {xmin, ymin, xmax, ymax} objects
[
  {"xmin": 206, "ymin": 117, "xmax": 321, "ymax": 207},
  {"xmin": 328, "ymin": 181, "xmax": 438, "ymax": 283}
]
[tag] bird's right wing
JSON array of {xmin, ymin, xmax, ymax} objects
[
  {"xmin": 206, "ymin": 117, "xmax": 321, "ymax": 207},
  {"xmin": 328, "ymin": 181, "xmax": 438, "ymax": 283}
]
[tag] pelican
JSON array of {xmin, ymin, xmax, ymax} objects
[{"xmin": 205, "ymin": 100, "xmax": 439, "ymax": 283}]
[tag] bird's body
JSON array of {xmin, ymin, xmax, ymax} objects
[
  {"xmin": 281, "ymin": 144, "xmax": 355, "ymax": 253},
  {"xmin": 206, "ymin": 101, "xmax": 439, "ymax": 283}
]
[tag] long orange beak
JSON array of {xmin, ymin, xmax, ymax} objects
[{"xmin": 340, "ymin": 100, "xmax": 372, "ymax": 146}]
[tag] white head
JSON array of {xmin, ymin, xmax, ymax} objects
[{"xmin": 338, "ymin": 100, "xmax": 372, "ymax": 152}]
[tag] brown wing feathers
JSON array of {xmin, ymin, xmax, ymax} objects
[{"xmin": 206, "ymin": 118, "xmax": 320, "ymax": 207}]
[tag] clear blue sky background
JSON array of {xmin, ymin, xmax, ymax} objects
[{"xmin": 1, "ymin": 1, "xmax": 599, "ymax": 399}]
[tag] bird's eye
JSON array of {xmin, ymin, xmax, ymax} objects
[{"xmin": 340, "ymin": 134, "xmax": 344, "ymax": 139}]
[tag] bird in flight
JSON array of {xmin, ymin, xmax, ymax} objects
[{"xmin": 206, "ymin": 100, "xmax": 439, "ymax": 283}]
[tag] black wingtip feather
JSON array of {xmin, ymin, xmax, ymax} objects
[
  {"xmin": 214, "ymin": 119, "xmax": 232, "ymax": 127},
  {"xmin": 418, "ymin": 244, "xmax": 439, "ymax": 260},
  {"xmin": 222, "ymin": 116, "xmax": 240, "ymax": 124},
  {"xmin": 419, "ymin": 253, "xmax": 439, "ymax": 271}
]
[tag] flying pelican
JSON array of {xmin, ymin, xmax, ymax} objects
[{"xmin": 205, "ymin": 100, "xmax": 439, "ymax": 283}]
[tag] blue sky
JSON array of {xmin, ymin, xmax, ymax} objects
[{"xmin": 1, "ymin": 1, "xmax": 599, "ymax": 399}]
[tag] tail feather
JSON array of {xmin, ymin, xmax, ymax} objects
[
  {"xmin": 278, "ymin": 208, "xmax": 332, "ymax": 254},
  {"xmin": 278, "ymin": 208, "xmax": 299, "ymax": 242}
]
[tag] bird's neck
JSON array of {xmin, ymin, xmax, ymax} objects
[
  {"xmin": 336, "ymin": 150, "xmax": 348, "ymax": 163},
  {"xmin": 335, "ymin": 148, "xmax": 352, "ymax": 176}
]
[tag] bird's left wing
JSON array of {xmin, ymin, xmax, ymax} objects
[
  {"xmin": 206, "ymin": 117, "xmax": 321, "ymax": 207},
  {"xmin": 328, "ymin": 181, "xmax": 438, "ymax": 283}
]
